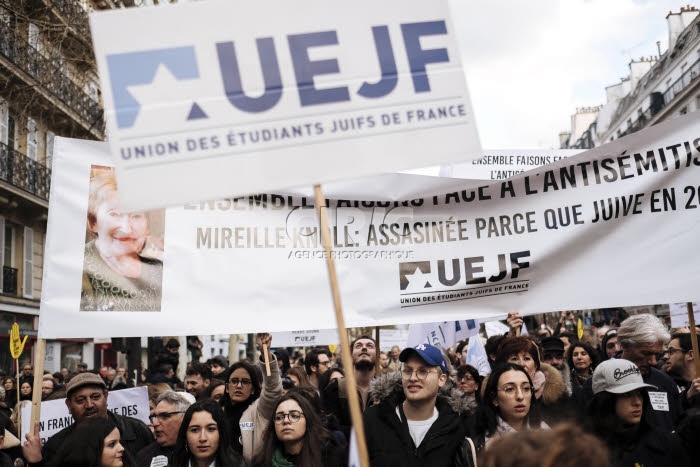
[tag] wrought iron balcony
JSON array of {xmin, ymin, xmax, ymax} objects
[
  {"xmin": 2, "ymin": 266, "xmax": 17, "ymax": 295},
  {"xmin": 44, "ymin": 0, "xmax": 91, "ymax": 41},
  {"xmin": 0, "ymin": 142, "xmax": 51, "ymax": 200},
  {"xmin": 0, "ymin": 20, "xmax": 104, "ymax": 135}
]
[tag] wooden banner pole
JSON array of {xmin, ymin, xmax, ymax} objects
[
  {"xmin": 687, "ymin": 302, "xmax": 700, "ymax": 377},
  {"xmin": 30, "ymin": 338, "xmax": 46, "ymax": 432},
  {"xmin": 263, "ymin": 344, "xmax": 272, "ymax": 377},
  {"xmin": 314, "ymin": 185, "xmax": 370, "ymax": 467},
  {"xmin": 375, "ymin": 326, "xmax": 381, "ymax": 374}
]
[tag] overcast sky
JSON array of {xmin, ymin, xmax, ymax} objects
[{"xmin": 449, "ymin": 0, "xmax": 688, "ymax": 149}]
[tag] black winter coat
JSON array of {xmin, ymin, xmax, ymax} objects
[
  {"xmin": 606, "ymin": 424, "xmax": 691, "ymax": 467},
  {"xmin": 363, "ymin": 372, "xmax": 477, "ymax": 467}
]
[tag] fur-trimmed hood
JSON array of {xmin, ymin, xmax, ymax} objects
[
  {"xmin": 368, "ymin": 371, "xmax": 478, "ymax": 415},
  {"xmin": 538, "ymin": 362, "xmax": 567, "ymax": 405}
]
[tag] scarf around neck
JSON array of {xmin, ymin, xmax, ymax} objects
[{"xmin": 271, "ymin": 448, "xmax": 297, "ymax": 467}]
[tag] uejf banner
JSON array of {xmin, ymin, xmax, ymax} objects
[
  {"xmin": 90, "ymin": 0, "xmax": 480, "ymax": 211},
  {"xmin": 38, "ymin": 112, "xmax": 700, "ymax": 338}
]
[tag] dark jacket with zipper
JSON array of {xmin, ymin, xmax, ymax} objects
[{"xmin": 363, "ymin": 372, "xmax": 477, "ymax": 467}]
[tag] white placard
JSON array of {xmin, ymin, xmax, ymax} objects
[
  {"xmin": 271, "ymin": 329, "xmax": 339, "ymax": 347},
  {"xmin": 669, "ymin": 302, "xmax": 700, "ymax": 328},
  {"xmin": 440, "ymin": 149, "xmax": 583, "ymax": 180},
  {"xmin": 39, "ymin": 112, "xmax": 700, "ymax": 338},
  {"xmin": 20, "ymin": 386, "xmax": 149, "ymax": 443},
  {"xmin": 378, "ymin": 329, "xmax": 409, "ymax": 352},
  {"xmin": 406, "ymin": 320, "xmax": 479, "ymax": 348},
  {"xmin": 90, "ymin": 0, "xmax": 480, "ymax": 211}
]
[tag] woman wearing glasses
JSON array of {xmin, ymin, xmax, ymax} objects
[
  {"xmin": 455, "ymin": 364, "xmax": 481, "ymax": 401},
  {"xmin": 172, "ymin": 399, "xmax": 242, "ymax": 467},
  {"xmin": 252, "ymin": 392, "xmax": 346, "ymax": 467},
  {"xmin": 477, "ymin": 363, "xmax": 547, "ymax": 447},
  {"xmin": 220, "ymin": 333, "xmax": 282, "ymax": 465}
]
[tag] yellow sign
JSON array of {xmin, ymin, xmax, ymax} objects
[
  {"xmin": 10, "ymin": 323, "xmax": 28, "ymax": 360},
  {"xmin": 577, "ymin": 318, "xmax": 584, "ymax": 340},
  {"xmin": 328, "ymin": 344, "xmax": 338, "ymax": 354}
]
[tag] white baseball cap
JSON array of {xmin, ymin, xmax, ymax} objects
[{"xmin": 592, "ymin": 359, "xmax": 656, "ymax": 395}]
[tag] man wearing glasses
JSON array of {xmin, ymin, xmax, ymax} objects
[
  {"xmin": 137, "ymin": 390, "xmax": 194, "ymax": 467},
  {"xmin": 304, "ymin": 348, "xmax": 332, "ymax": 391},
  {"xmin": 363, "ymin": 343, "xmax": 474, "ymax": 466},
  {"xmin": 664, "ymin": 332, "xmax": 700, "ymax": 407}
]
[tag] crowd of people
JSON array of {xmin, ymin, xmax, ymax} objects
[{"xmin": 0, "ymin": 311, "xmax": 697, "ymax": 466}]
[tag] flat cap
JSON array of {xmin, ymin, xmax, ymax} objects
[{"xmin": 65, "ymin": 372, "xmax": 106, "ymax": 396}]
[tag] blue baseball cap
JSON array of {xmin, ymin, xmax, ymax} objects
[{"xmin": 399, "ymin": 344, "xmax": 448, "ymax": 373}]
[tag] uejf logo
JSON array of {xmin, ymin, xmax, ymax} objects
[
  {"xmin": 107, "ymin": 47, "xmax": 201, "ymax": 129},
  {"xmin": 399, "ymin": 251, "xmax": 531, "ymax": 291},
  {"xmin": 106, "ymin": 21, "xmax": 452, "ymax": 129}
]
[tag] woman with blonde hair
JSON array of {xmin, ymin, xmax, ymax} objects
[{"xmin": 80, "ymin": 166, "xmax": 163, "ymax": 311}]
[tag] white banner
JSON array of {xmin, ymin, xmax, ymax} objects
[
  {"xmin": 90, "ymin": 0, "xmax": 480, "ymax": 211},
  {"xmin": 20, "ymin": 386, "xmax": 149, "ymax": 443},
  {"xmin": 466, "ymin": 334, "xmax": 491, "ymax": 376},
  {"xmin": 440, "ymin": 149, "xmax": 582, "ymax": 180},
  {"xmin": 669, "ymin": 302, "xmax": 700, "ymax": 328},
  {"xmin": 271, "ymin": 329, "xmax": 339, "ymax": 347},
  {"xmin": 378, "ymin": 329, "xmax": 409, "ymax": 352},
  {"xmin": 39, "ymin": 112, "xmax": 700, "ymax": 338}
]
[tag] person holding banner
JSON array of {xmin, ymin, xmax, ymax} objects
[
  {"xmin": 80, "ymin": 166, "xmax": 164, "ymax": 312},
  {"xmin": 172, "ymin": 399, "xmax": 242, "ymax": 467},
  {"xmin": 220, "ymin": 333, "xmax": 281, "ymax": 465},
  {"xmin": 22, "ymin": 373, "xmax": 153, "ymax": 464},
  {"xmin": 48, "ymin": 416, "xmax": 137, "ymax": 467}
]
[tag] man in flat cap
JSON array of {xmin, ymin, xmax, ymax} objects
[{"xmin": 22, "ymin": 372, "xmax": 153, "ymax": 464}]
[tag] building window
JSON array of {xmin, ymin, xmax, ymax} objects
[
  {"xmin": 45, "ymin": 131, "xmax": 54, "ymax": 168},
  {"xmin": 26, "ymin": 117, "xmax": 37, "ymax": 161}
]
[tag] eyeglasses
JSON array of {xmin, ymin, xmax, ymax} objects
[
  {"xmin": 317, "ymin": 361, "xmax": 331, "ymax": 367},
  {"xmin": 497, "ymin": 385, "xmax": 532, "ymax": 397},
  {"xmin": 149, "ymin": 411, "xmax": 185, "ymax": 423},
  {"xmin": 401, "ymin": 368, "xmax": 437, "ymax": 381},
  {"xmin": 665, "ymin": 347, "xmax": 688, "ymax": 356},
  {"xmin": 273, "ymin": 410, "xmax": 304, "ymax": 424},
  {"xmin": 459, "ymin": 375, "xmax": 475, "ymax": 382},
  {"xmin": 228, "ymin": 378, "xmax": 252, "ymax": 387}
]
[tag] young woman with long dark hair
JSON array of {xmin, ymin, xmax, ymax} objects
[
  {"xmin": 49, "ymin": 417, "xmax": 136, "ymax": 467},
  {"xmin": 172, "ymin": 399, "xmax": 243, "ymax": 467},
  {"xmin": 252, "ymin": 392, "xmax": 346, "ymax": 467},
  {"xmin": 220, "ymin": 333, "xmax": 282, "ymax": 465}
]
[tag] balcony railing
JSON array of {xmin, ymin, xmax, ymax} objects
[
  {"xmin": 619, "ymin": 57, "xmax": 700, "ymax": 139},
  {"xmin": 663, "ymin": 58, "xmax": 700, "ymax": 106},
  {"xmin": 47, "ymin": 0, "xmax": 91, "ymax": 40},
  {"xmin": 2, "ymin": 266, "xmax": 17, "ymax": 295},
  {"xmin": 0, "ymin": 20, "xmax": 103, "ymax": 133},
  {"xmin": 0, "ymin": 141, "xmax": 51, "ymax": 200}
]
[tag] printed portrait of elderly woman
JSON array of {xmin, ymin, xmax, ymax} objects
[{"xmin": 80, "ymin": 165, "xmax": 165, "ymax": 312}]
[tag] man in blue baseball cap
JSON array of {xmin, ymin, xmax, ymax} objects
[{"xmin": 363, "ymin": 343, "xmax": 475, "ymax": 466}]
